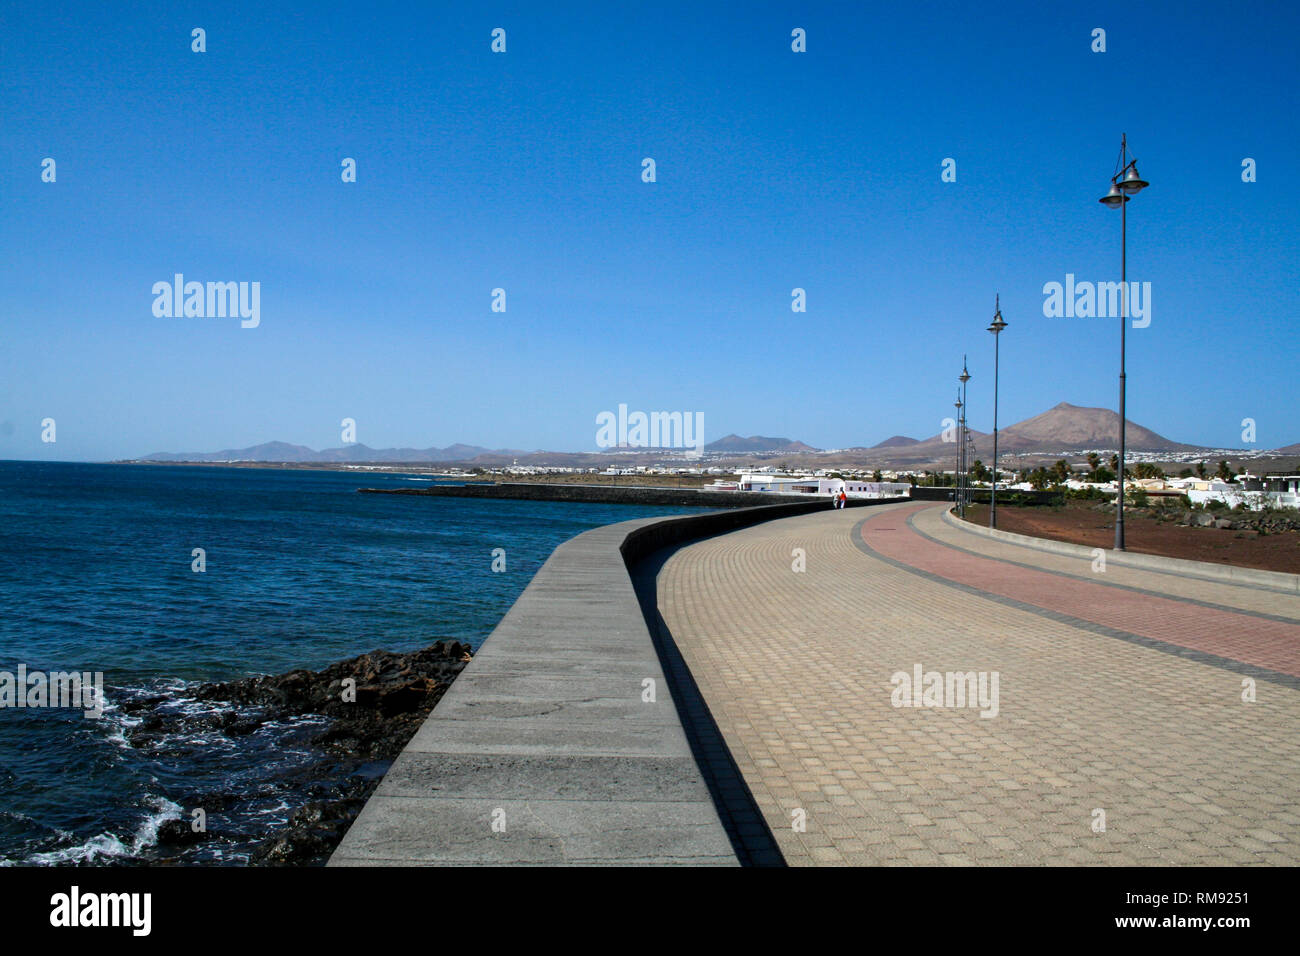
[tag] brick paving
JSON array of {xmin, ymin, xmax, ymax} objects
[
  {"xmin": 868, "ymin": 504, "xmax": 1300, "ymax": 679},
  {"xmin": 655, "ymin": 501, "xmax": 1300, "ymax": 865},
  {"xmin": 922, "ymin": 507, "xmax": 1300, "ymax": 620}
]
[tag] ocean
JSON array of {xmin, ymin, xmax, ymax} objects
[{"xmin": 0, "ymin": 461, "xmax": 705, "ymax": 865}]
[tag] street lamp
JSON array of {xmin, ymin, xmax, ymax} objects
[
  {"xmin": 987, "ymin": 296, "xmax": 1007, "ymax": 528},
  {"xmin": 966, "ymin": 430, "xmax": 977, "ymax": 512},
  {"xmin": 954, "ymin": 390, "xmax": 963, "ymax": 515},
  {"xmin": 959, "ymin": 359, "xmax": 971, "ymax": 516},
  {"xmin": 1098, "ymin": 133, "xmax": 1149, "ymax": 551}
]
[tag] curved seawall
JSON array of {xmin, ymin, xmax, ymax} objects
[{"xmin": 329, "ymin": 497, "xmax": 902, "ymax": 866}]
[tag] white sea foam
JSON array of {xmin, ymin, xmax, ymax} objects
[{"xmin": 23, "ymin": 795, "xmax": 182, "ymax": 865}]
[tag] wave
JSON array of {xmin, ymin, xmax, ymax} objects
[{"xmin": 17, "ymin": 794, "xmax": 182, "ymax": 866}]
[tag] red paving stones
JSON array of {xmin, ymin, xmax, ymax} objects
[{"xmin": 860, "ymin": 504, "xmax": 1300, "ymax": 679}]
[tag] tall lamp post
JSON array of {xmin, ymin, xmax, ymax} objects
[
  {"xmin": 959, "ymin": 359, "xmax": 971, "ymax": 516},
  {"xmin": 966, "ymin": 430, "xmax": 977, "ymax": 511},
  {"xmin": 1098, "ymin": 134, "xmax": 1149, "ymax": 551},
  {"xmin": 953, "ymin": 390, "xmax": 963, "ymax": 515},
  {"xmin": 987, "ymin": 295, "xmax": 1007, "ymax": 528}
]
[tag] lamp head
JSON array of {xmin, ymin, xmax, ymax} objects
[
  {"xmin": 1119, "ymin": 165, "xmax": 1149, "ymax": 194},
  {"xmin": 1099, "ymin": 183, "xmax": 1127, "ymax": 207},
  {"xmin": 988, "ymin": 294, "xmax": 1007, "ymax": 334}
]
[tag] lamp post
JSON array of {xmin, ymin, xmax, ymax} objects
[
  {"xmin": 966, "ymin": 430, "xmax": 977, "ymax": 511},
  {"xmin": 959, "ymin": 359, "xmax": 971, "ymax": 516},
  {"xmin": 954, "ymin": 390, "xmax": 963, "ymax": 515},
  {"xmin": 1098, "ymin": 134, "xmax": 1149, "ymax": 551},
  {"xmin": 987, "ymin": 296, "xmax": 1007, "ymax": 528}
]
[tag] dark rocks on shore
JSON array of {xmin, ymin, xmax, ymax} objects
[
  {"xmin": 119, "ymin": 640, "xmax": 472, "ymax": 865},
  {"xmin": 1092, "ymin": 500, "xmax": 1300, "ymax": 535},
  {"xmin": 247, "ymin": 777, "xmax": 377, "ymax": 865},
  {"xmin": 192, "ymin": 641, "xmax": 472, "ymax": 759},
  {"xmin": 156, "ymin": 818, "xmax": 207, "ymax": 847}
]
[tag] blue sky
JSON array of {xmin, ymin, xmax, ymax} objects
[{"xmin": 3, "ymin": 0, "xmax": 1297, "ymax": 461}]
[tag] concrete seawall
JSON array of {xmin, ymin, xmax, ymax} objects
[{"xmin": 329, "ymin": 496, "xmax": 901, "ymax": 866}]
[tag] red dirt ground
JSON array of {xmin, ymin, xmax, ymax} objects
[{"xmin": 962, "ymin": 501, "xmax": 1300, "ymax": 575}]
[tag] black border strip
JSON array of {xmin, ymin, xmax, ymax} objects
[{"xmin": 630, "ymin": 546, "xmax": 786, "ymax": 867}]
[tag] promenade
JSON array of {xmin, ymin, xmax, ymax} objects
[{"xmin": 655, "ymin": 501, "xmax": 1300, "ymax": 865}]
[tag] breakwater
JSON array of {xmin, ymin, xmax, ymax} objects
[
  {"xmin": 362, "ymin": 483, "xmax": 1065, "ymax": 508},
  {"xmin": 361, "ymin": 482, "xmax": 904, "ymax": 509}
]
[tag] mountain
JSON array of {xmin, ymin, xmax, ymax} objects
[
  {"xmin": 704, "ymin": 434, "xmax": 821, "ymax": 454},
  {"xmin": 142, "ymin": 441, "xmax": 321, "ymax": 462},
  {"xmin": 871, "ymin": 435, "xmax": 920, "ymax": 449},
  {"xmin": 995, "ymin": 402, "xmax": 1195, "ymax": 453},
  {"xmin": 1274, "ymin": 442, "xmax": 1300, "ymax": 456},
  {"xmin": 895, "ymin": 402, "xmax": 1195, "ymax": 457},
  {"xmin": 842, "ymin": 401, "xmax": 1200, "ymax": 469},
  {"xmin": 140, "ymin": 442, "xmax": 499, "ymax": 463}
]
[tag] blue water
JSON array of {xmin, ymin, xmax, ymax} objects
[{"xmin": 0, "ymin": 461, "xmax": 705, "ymax": 864}]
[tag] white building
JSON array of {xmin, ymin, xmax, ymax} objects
[
  {"xmin": 735, "ymin": 474, "xmax": 910, "ymax": 498},
  {"xmin": 736, "ymin": 474, "xmax": 810, "ymax": 493},
  {"xmin": 1181, "ymin": 476, "xmax": 1300, "ymax": 511},
  {"xmin": 1268, "ymin": 476, "xmax": 1300, "ymax": 509}
]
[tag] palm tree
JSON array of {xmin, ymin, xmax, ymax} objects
[{"xmin": 1087, "ymin": 452, "xmax": 1101, "ymax": 474}]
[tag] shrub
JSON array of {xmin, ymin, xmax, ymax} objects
[{"xmin": 1067, "ymin": 486, "xmax": 1107, "ymax": 501}]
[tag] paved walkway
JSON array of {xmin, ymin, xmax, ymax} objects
[{"xmin": 655, "ymin": 501, "xmax": 1300, "ymax": 865}]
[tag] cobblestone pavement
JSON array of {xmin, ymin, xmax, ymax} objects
[{"xmin": 655, "ymin": 501, "xmax": 1300, "ymax": 865}]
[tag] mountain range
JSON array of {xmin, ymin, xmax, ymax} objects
[
  {"xmin": 861, "ymin": 402, "xmax": 1202, "ymax": 466},
  {"xmin": 134, "ymin": 403, "xmax": 1298, "ymax": 467},
  {"xmin": 140, "ymin": 434, "xmax": 822, "ymax": 462},
  {"xmin": 140, "ymin": 440, "xmax": 503, "ymax": 463}
]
